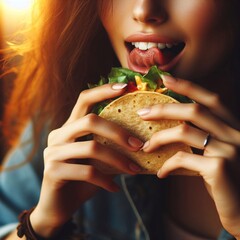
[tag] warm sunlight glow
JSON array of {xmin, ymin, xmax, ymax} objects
[
  {"xmin": 2, "ymin": 0, "xmax": 34, "ymax": 11},
  {"xmin": 2, "ymin": 0, "xmax": 35, "ymax": 37}
]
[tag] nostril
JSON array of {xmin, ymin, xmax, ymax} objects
[{"xmin": 133, "ymin": 3, "xmax": 167, "ymax": 24}]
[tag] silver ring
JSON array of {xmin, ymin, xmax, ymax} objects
[{"xmin": 203, "ymin": 134, "xmax": 211, "ymax": 148}]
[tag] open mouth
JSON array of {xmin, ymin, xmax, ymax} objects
[{"xmin": 126, "ymin": 41, "xmax": 185, "ymax": 73}]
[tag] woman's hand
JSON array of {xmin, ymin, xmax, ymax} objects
[
  {"xmin": 30, "ymin": 83, "xmax": 143, "ymax": 238},
  {"xmin": 138, "ymin": 75, "xmax": 240, "ymax": 239}
]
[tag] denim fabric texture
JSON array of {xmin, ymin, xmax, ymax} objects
[{"xmin": 0, "ymin": 123, "xmax": 235, "ymax": 239}]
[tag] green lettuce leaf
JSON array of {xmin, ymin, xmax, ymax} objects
[{"xmin": 89, "ymin": 66, "xmax": 193, "ymax": 114}]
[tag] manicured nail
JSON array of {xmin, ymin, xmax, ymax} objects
[
  {"xmin": 137, "ymin": 107, "xmax": 151, "ymax": 116},
  {"xmin": 161, "ymin": 74, "xmax": 176, "ymax": 84},
  {"xmin": 112, "ymin": 83, "xmax": 128, "ymax": 90},
  {"xmin": 141, "ymin": 141, "xmax": 150, "ymax": 150},
  {"xmin": 128, "ymin": 137, "xmax": 143, "ymax": 148},
  {"xmin": 129, "ymin": 163, "xmax": 142, "ymax": 172}
]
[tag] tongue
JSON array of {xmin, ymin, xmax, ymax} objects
[{"xmin": 129, "ymin": 47, "xmax": 174, "ymax": 67}]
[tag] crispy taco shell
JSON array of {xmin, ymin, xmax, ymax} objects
[{"xmin": 94, "ymin": 91, "xmax": 197, "ymax": 176}]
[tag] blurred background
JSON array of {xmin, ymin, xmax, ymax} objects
[{"xmin": 0, "ymin": 0, "xmax": 34, "ymax": 160}]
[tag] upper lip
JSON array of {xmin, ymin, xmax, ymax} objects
[{"xmin": 125, "ymin": 33, "xmax": 181, "ymax": 45}]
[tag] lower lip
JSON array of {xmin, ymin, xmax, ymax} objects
[{"xmin": 127, "ymin": 47, "xmax": 184, "ymax": 74}]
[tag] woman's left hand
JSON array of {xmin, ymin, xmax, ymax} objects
[{"xmin": 138, "ymin": 75, "xmax": 240, "ymax": 239}]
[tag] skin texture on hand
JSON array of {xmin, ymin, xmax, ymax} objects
[
  {"xmin": 140, "ymin": 75, "xmax": 240, "ymax": 238},
  {"xmin": 26, "ymin": 83, "xmax": 143, "ymax": 237}
]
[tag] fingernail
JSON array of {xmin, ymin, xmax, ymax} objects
[
  {"xmin": 112, "ymin": 83, "xmax": 128, "ymax": 90},
  {"xmin": 128, "ymin": 137, "xmax": 143, "ymax": 148},
  {"xmin": 141, "ymin": 141, "xmax": 149, "ymax": 150},
  {"xmin": 157, "ymin": 169, "xmax": 167, "ymax": 178},
  {"xmin": 157, "ymin": 169, "xmax": 163, "ymax": 178},
  {"xmin": 137, "ymin": 107, "xmax": 151, "ymax": 116},
  {"xmin": 161, "ymin": 74, "xmax": 176, "ymax": 84},
  {"xmin": 129, "ymin": 163, "xmax": 142, "ymax": 172}
]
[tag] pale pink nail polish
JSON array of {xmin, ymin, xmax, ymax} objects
[
  {"xmin": 128, "ymin": 137, "xmax": 143, "ymax": 148},
  {"xmin": 111, "ymin": 83, "xmax": 127, "ymax": 90},
  {"xmin": 137, "ymin": 108, "xmax": 151, "ymax": 116}
]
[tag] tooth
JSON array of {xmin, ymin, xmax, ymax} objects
[
  {"xmin": 132, "ymin": 41, "xmax": 175, "ymax": 50},
  {"xmin": 139, "ymin": 42, "xmax": 148, "ymax": 50},
  {"xmin": 147, "ymin": 42, "xmax": 158, "ymax": 49},
  {"xmin": 158, "ymin": 43, "xmax": 166, "ymax": 49}
]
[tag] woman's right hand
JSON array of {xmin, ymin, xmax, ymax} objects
[{"xmin": 29, "ymin": 83, "xmax": 143, "ymax": 238}]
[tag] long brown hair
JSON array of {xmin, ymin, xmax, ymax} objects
[
  {"xmin": 3, "ymin": 0, "xmax": 118, "ymax": 149},
  {"xmin": 3, "ymin": 0, "xmax": 240, "ymax": 153}
]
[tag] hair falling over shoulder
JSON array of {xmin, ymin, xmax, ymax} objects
[{"xmin": 3, "ymin": 0, "xmax": 118, "ymax": 148}]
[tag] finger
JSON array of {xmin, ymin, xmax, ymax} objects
[
  {"xmin": 204, "ymin": 138, "xmax": 238, "ymax": 160},
  {"xmin": 162, "ymin": 75, "xmax": 240, "ymax": 128},
  {"xmin": 157, "ymin": 152, "xmax": 240, "ymax": 217},
  {"xmin": 158, "ymin": 152, "xmax": 240, "ymax": 220},
  {"xmin": 142, "ymin": 124, "xmax": 237, "ymax": 159},
  {"xmin": 44, "ymin": 141, "xmax": 141, "ymax": 175},
  {"xmin": 137, "ymin": 103, "xmax": 240, "ymax": 146},
  {"xmin": 142, "ymin": 124, "xmax": 207, "ymax": 151},
  {"xmin": 67, "ymin": 83, "xmax": 127, "ymax": 123},
  {"xmin": 48, "ymin": 113, "xmax": 143, "ymax": 149},
  {"xmin": 46, "ymin": 162, "xmax": 120, "ymax": 192},
  {"xmin": 157, "ymin": 151, "xmax": 219, "ymax": 178}
]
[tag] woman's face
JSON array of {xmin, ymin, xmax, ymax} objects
[{"xmin": 99, "ymin": 0, "xmax": 238, "ymax": 81}]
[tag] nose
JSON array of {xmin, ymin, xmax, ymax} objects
[{"xmin": 133, "ymin": 0, "xmax": 167, "ymax": 24}]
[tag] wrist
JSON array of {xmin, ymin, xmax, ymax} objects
[
  {"xmin": 30, "ymin": 208, "xmax": 62, "ymax": 238},
  {"xmin": 17, "ymin": 207, "xmax": 76, "ymax": 239}
]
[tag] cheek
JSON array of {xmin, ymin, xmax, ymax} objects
[
  {"xmin": 98, "ymin": 1, "xmax": 112, "ymax": 30},
  {"xmin": 172, "ymin": 1, "xmax": 219, "ymax": 40},
  {"xmin": 99, "ymin": 0, "xmax": 130, "ymax": 55},
  {"xmin": 99, "ymin": 0, "xmax": 129, "ymax": 33}
]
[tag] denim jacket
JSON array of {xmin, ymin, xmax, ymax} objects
[{"xmin": 0, "ymin": 123, "xmax": 235, "ymax": 239}]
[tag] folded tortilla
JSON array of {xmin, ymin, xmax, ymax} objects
[{"xmin": 93, "ymin": 91, "xmax": 198, "ymax": 176}]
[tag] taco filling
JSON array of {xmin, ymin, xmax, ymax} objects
[{"xmin": 89, "ymin": 65, "xmax": 192, "ymax": 115}]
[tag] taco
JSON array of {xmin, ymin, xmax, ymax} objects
[{"xmin": 90, "ymin": 66, "xmax": 197, "ymax": 175}]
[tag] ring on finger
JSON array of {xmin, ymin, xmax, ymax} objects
[{"xmin": 203, "ymin": 133, "xmax": 211, "ymax": 149}]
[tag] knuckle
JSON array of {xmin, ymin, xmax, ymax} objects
[
  {"xmin": 43, "ymin": 147, "xmax": 52, "ymax": 161},
  {"xmin": 88, "ymin": 140, "xmax": 100, "ymax": 153},
  {"xmin": 85, "ymin": 113, "xmax": 98, "ymax": 127},
  {"xmin": 43, "ymin": 146, "xmax": 57, "ymax": 163},
  {"xmin": 175, "ymin": 151, "xmax": 186, "ymax": 162},
  {"xmin": 188, "ymin": 103, "xmax": 205, "ymax": 119},
  {"xmin": 77, "ymin": 89, "xmax": 92, "ymax": 106},
  {"xmin": 79, "ymin": 89, "xmax": 90, "ymax": 101},
  {"xmin": 211, "ymin": 157, "xmax": 226, "ymax": 173},
  {"xmin": 83, "ymin": 166, "xmax": 97, "ymax": 180},
  {"xmin": 47, "ymin": 129, "xmax": 59, "ymax": 145},
  {"xmin": 43, "ymin": 161, "xmax": 59, "ymax": 181},
  {"xmin": 177, "ymin": 124, "xmax": 190, "ymax": 137},
  {"xmin": 227, "ymin": 145, "xmax": 238, "ymax": 159},
  {"xmin": 43, "ymin": 147, "xmax": 49, "ymax": 160},
  {"xmin": 208, "ymin": 93, "xmax": 221, "ymax": 108}
]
